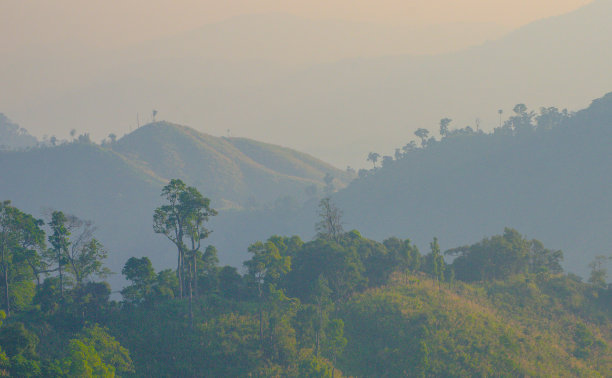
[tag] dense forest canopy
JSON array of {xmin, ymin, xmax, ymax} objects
[{"xmin": 0, "ymin": 184, "xmax": 609, "ymax": 376}]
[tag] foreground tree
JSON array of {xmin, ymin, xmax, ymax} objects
[
  {"xmin": 47, "ymin": 211, "xmax": 70, "ymax": 298},
  {"xmin": 153, "ymin": 179, "xmax": 216, "ymax": 301},
  {"xmin": 0, "ymin": 202, "xmax": 47, "ymax": 316}
]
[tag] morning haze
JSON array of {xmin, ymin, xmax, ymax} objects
[
  {"xmin": 1, "ymin": 1, "xmax": 611, "ymax": 376},
  {"xmin": 0, "ymin": 0, "xmax": 597, "ymax": 168}
]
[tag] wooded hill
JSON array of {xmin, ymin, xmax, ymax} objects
[{"xmin": 331, "ymin": 92, "xmax": 612, "ymax": 277}]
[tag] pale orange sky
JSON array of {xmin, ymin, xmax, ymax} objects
[{"xmin": 1, "ymin": 0, "xmax": 594, "ymax": 51}]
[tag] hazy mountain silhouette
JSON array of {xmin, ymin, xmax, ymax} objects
[{"xmin": 1, "ymin": 2, "xmax": 609, "ymax": 167}]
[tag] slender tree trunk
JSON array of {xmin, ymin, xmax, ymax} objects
[
  {"xmin": 259, "ymin": 306, "xmax": 263, "ymax": 344},
  {"xmin": 177, "ymin": 248, "xmax": 183, "ymax": 299},
  {"xmin": 315, "ymin": 300, "xmax": 322, "ymax": 356},
  {"xmin": 176, "ymin": 224, "xmax": 184, "ymax": 299},
  {"xmin": 193, "ymin": 254, "xmax": 198, "ymax": 298},
  {"xmin": 1, "ymin": 240, "xmax": 8, "ymax": 316},
  {"xmin": 189, "ymin": 260, "xmax": 193, "ymax": 329},
  {"xmin": 258, "ymin": 282, "xmax": 263, "ymax": 345},
  {"xmin": 58, "ymin": 250, "xmax": 64, "ymax": 298},
  {"xmin": 3, "ymin": 262, "xmax": 10, "ymax": 317}
]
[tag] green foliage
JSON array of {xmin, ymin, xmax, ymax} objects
[
  {"xmin": 121, "ymin": 257, "xmax": 156, "ymax": 304},
  {"xmin": 0, "ymin": 322, "xmax": 39, "ymax": 359},
  {"xmin": 66, "ymin": 237, "xmax": 110, "ymax": 287},
  {"xmin": 10, "ymin": 354, "xmax": 41, "ymax": 377},
  {"xmin": 78, "ymin": 324, "xmax": 134, "ymax": 375},
  {"xmin": 447, "ymin": 228, "xmax": 558, "ymax": 282},
  {"xmin": 63, "ymin": 339, "xmax": 114, "ymax": 378},
  {"xmin": 245, "ymin": 240, "xmax": 291, "ymax": 295},
  {"xmin": 0, "ymin": 201, "xmax": 45, "ymax": 315},
  {"xmin": 338, "ymin": 276, "xmax": 610, "ymax": 377},
  {"xmin": 287, "ymin": 238, "xmax": 364, "ymax": 303},
  {"xmin": 323, "ymin": 318, "xmax": 347, "ymax": 364},
  {"xmin": 573, "ymin": 322, "xmax": 594, "ymax": 359},
  {"xmin": 297, "ymin": 351, "xmax": 333, "ymax": 377},
  {"xmin": 47, "ymin": 210, "xmax": 70, "ymax": 297}
]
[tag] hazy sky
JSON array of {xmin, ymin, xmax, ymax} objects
[
  {"xmin": 1, "ymin": 0, "xmax": 603, "ymax": 168},
  {"xmin": 2, "ymin": 0, "xmax": 593, "ymax": 52}
]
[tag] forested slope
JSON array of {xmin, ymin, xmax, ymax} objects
[
  {"xmin": 333, "ymin": 92, "xmax": 612, "ymax": 276},
  {"xmin": 0, "ymin": 191, "xmax": 609, "ymax": 376}
]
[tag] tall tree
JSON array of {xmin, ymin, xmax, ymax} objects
[
  {"xmin": 0, "ymin": 201, "xmax": 18, "ymax": 315},
  {"xmin": 183, "ymin": 186, "xmax": 217, "ymax": 303},
  {"xmin": 315, "ymin": 198, "xmax": 344, "ymax": 243},
  {"xmin": 153, "ymin": 179, "xmax": 216, "ymax": 301},
  {"xmin": 13, "ymin": 211, "xmax": 46, "ymax": 288},
  {"xmin": 47, "ymin": 211, "xmax": 70, "ymax": 298},
  {"xmin": 0, "ymin": 202, "xmax": 47, "ymax": 316}
]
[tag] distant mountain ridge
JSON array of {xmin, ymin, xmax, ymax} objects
[{"xmin": 111, "ymin": 122, "xmax": 351, "ymax": 208}]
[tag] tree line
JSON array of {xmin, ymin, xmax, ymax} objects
[{"xmin": 363, "ymin": 103, "xmax": 572, "ymax": 176}]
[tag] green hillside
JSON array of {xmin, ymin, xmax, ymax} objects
[
  {"xmin": 112, "ymin": 122, "xmax": 351, "ymax": 208},
  {"xmin": 340, "ymin": 274, "xmax": 611, "ymax": 376}
]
